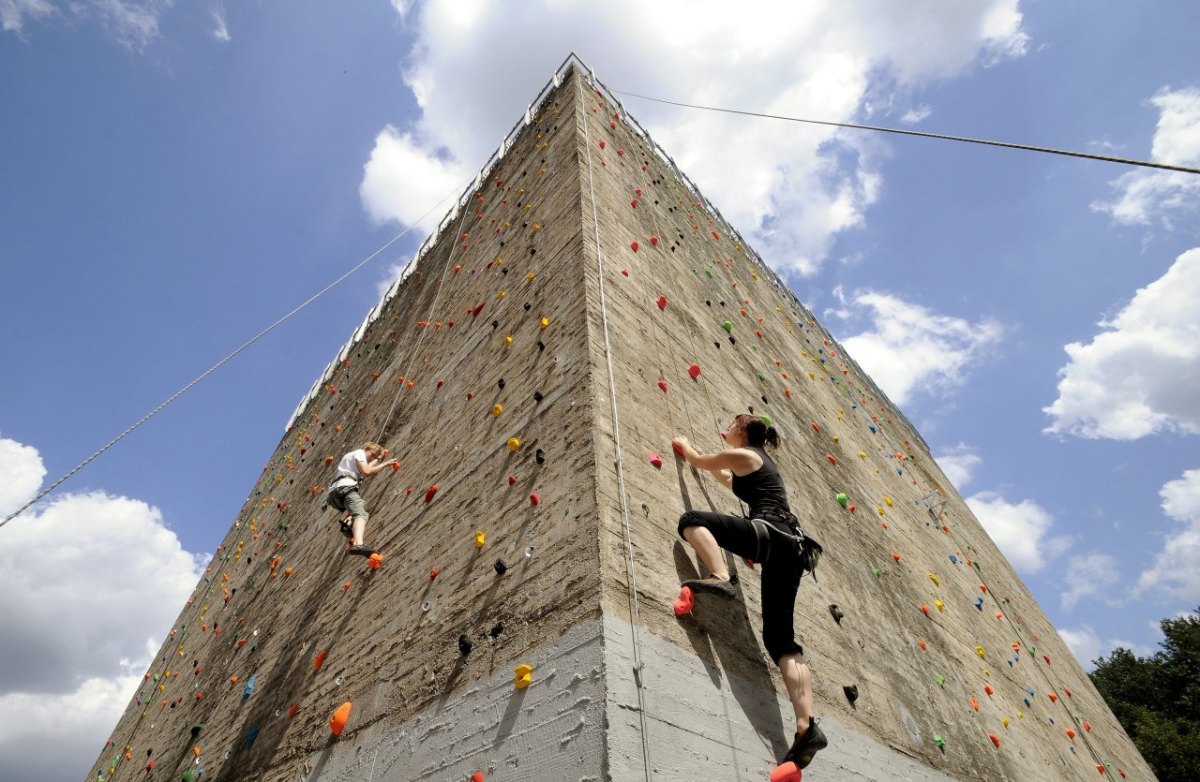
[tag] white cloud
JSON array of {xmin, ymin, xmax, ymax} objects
[
  {"xmin": 839, "ymin": 291, "xmax": 1004, "ymax": 406},
  {"xmin": 211, "ymin": 9, "xmax": 228, "ymax": 42},
  {"xmin": 1043, "ymin": 248, "xmax": 1200, "ymax": 440},
  {"xmin": 0, "ymin": 438, "xmax": 207, "ymax": 782},
  {"xmin": 1136, "ymin": 468, "xmax": 1200, "ymax": 601},
  {"xmin": 966, "ymin": 490, "xmax": 1069, "ymax": 574},
  {"xmin": 0, "ymin": 0, "xmax": 54, "ymax": 34},
  {"xmin": 1060, "ymin": 552, "xmax": 1120, "ymax": 609},
  {"xmin": 1092, "ymin": 87, "xmax": 1200, "ymax": 228},
  {"xmin": 1058, "ymin": 625, "xmax": 1152, "ymax": 670},
  {"xmin": 900, "ymin": 105, "xmax": 932, "ymax": 124},
  {"xmin": 88, "ymin": 0, "xmax": 173, "ymax": 52},
  {"xmin": 0, "ymin": 435, "xmax": 46, "ymax": 514},
  {"xmin": 934, "ymin": 442, "xmax": 981, "ymax": 487},
  {"xmin": 364, "ymin": 0, "xmax": 1030, "ymax": 276},
  {"xmin": 359, "ymin": 125, "xmax": 469, "ymax": 231}
]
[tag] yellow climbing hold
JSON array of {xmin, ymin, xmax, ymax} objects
[
  {"xmin": 507, "ymin": 437, "xmax": 521, "ymax": 452},
  {"xmin": 492, "ymin": 404, "xmax": 503, "ymax": 418},
  {"xmin": 503, "ymin": 335, "xmax": 513, "ymax": 345},
  {"xmin": 514, "ymin": 663, "xmax": 533, "ymax": 689},
  {"xmin": 976, "ymin": 645, "xmax": 986, "ymax": 659},
  {"xmin": 928, "ymin": 573, "xmax": 940, "ymax": 586},
  {"xmin": 497, "ymin": 290, "xmax": 506, "ymax": 299},
  {"xmin": 884, "ymin": 497, "xmax": 894, "ymax": 507},
  {"xmin": 526, "ymin": 272, "xmax": 536, "ymax": 282},
  {"xmin": 935, "ymin": 599, "xmax": 944, "ymax": 612},
  {"xmin": 475, "ymin": 531, "xmax": 486, "ymax": 548},
  {"xmin": 858, "ymin": 451, "xmax": 867, "ymax": 459},
  {"xmin": 539, "ymin": 317, "xmax": 550, "ymax": 329}
]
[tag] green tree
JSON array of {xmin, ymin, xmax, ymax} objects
[{"xmin": 1090, "ymin": 609, "xmax": 1200, "ymax": 782}]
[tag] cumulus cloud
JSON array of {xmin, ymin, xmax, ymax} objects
[
  {"xmin": 966, "ymin": 490, "xmax": 1070, "ymax": 574},
  {"xmin": 0, "ymin": 435, "xmax": 46, "ymax": 513},
  {"xmin": 838, "ymin": 291, "xmax": 1003, "ymax": 407},
  {"xmin": 934, "ymin": 442, "xmax": 982, "ymax": 488},
  {"xmin": 1061, "ymin": 552, "xmax": 1120, "ymax": 610},
  {"xmin": 1043, "ymin": 248, "xmax": 1200, "ymax": 439},
  {"xmin": 1091, "ymin": 87, "xmax": 1200, "ymax": 228},
  {"xmin": 0, "ymin": 438, "xmax": 207, "ymax": 782},
  {"xmin": 0, "ymin": 0, "xmax": 55, "ymax": 34},
  {"xmin": 1136, "ymin": 468, "xmax": 1200, "ymax": 601},
  {"xmin": 363, "ymin": 0, "xmax": 1030, "ymax": 276}
]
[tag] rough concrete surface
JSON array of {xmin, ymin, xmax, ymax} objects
[{"xmin": 92, "ymin": 59, "xmax": 1153, "ymax": 782}]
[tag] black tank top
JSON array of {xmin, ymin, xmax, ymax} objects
[{"xmin": 731, "ymin": 446, "xmax": 790, "ymax": 518}]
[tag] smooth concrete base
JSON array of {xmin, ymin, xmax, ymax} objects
[
  {"xmin": 298, "ymin": 618, "xmax": 607, "ymax": 782},
  {"xmin": 603, "ymin": 614, "xmax": 958, "ymax": 782}
]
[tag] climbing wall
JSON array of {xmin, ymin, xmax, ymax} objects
[{"xmin": 91, "ymin": 58, "xmax": 1153, "ymax": 782}]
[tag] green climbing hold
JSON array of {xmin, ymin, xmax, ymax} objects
[
  {"xmin": 933, "ymin": 734, "xmax": 945, "ymax": 749},
  {"xmin": 936, "ymin": 674, "xmax": 946, "ymax": 687},
  {"xmin": 836, "ymin": 492, "xmax": 848, "ymax": 508},
  {"xmin": 722, "ymin": 320, "xmax": 733, "ymax": 333},
  {"xmin": 759, "ymin": 414, "xmax": 773, "ymax": 427},
  {"xmin": 757, "ymin": 372, "xmax": 766, "ymax": 381},
  {"xmin": 872, "ymin": 567, "xmax": 882, "ymax": 578},
  {"xmin": 705, "ymin": 269, "xmax": 713, "ymax": 278},
  {"xmin": 183, "ymin": 770, "xmax": 197, "ymax": 782}
]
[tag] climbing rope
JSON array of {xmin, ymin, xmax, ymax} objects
[
  {"xmin": 612, "ymin": 89, "xmax": 1200, "ymax": 176},
  {"xmin": 580, "ymin": 73, "xmax": 655, "ymax": 782},
  {"xmin": 1, "ymin": 191, "xmax": 463, "ymax": 529}
]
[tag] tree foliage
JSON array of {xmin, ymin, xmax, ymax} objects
[{"xmin": 1090, "ymin": 609, "xmax": 1200, "ymax": 781}]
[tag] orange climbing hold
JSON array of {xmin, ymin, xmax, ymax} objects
[
  {"xmin": 971, "ymin": 696, "xmax": 980, "ymax": 711},
  {"xmin": 330, "ymin": 702, "xmax": 352, "ymax": 736},
  {"xmin": 1048, "ymin": 692, "xmax": 1059, "ymax": 703},
  {"xmin": 826, "ymin": 454, "xmax": 837, "ymax": 465},
  {"xmin": 988, "ymin": 733, "xmax": 1000, "ymax": 748},
  {"xmin": 367, "ymin": 553, "xmax": 383, "ymax": 570},
  {"xmin": 471, "ymin": 774, "xmax": 485, "ymax": 782},
  {"xmin": 314, "ymin": 650, "xmax": 328, "ymax": 671}
]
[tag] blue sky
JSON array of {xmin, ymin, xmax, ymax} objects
[{"xmin": 2, "ymin": 2, "xmax": 1198, "ymax": 780}]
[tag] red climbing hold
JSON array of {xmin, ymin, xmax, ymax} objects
[
  {"xmin": 471, "ymin": 773, "xmax": 485, "ymax": 782},
  {"xmin": 657, "ymin": 379, "xmax": 668, "ymax": 393},
  {"xmin": 769, "ymin": 761, "xmax": 801, "ymax": 782},
  {"xmin": 656, "ymin": 295, "xmax": 668, "ymax": 311},
  {"xmin": 988, "ymin": 733, "xmax": 1000, "ymax": 748},
  {"xmin": 508, "ymin": 475, "xmax": 517, "ymax": 486},
  {"xmin": 688, "ymin": 363, "xmax": 701, "ymax": 381},
  {"xmin": 598, "ymin": 140, "xmax": 606, "ymax": 149},
  {"xmin": 469, "ymin": 302, "xmax": 485, "ymax": 317},
  {"xmin": 826, "ymin": 454, "xmax": 838, "ymax": 465},
  {"xmin": 811, "ymin": 422, "xmax": 821, "ymax": 433},
  {"xmin": 650, "ymin": 235, "xmax": 659, "ymax": 247},
  {"xmin": 429, "ymin": 568, "xmax": 440, "ymax": 581},
  {"xmin": 630, "ymin": 241, "xmax": 639, "ymax": 252},
  {"xmin": 529, "ymin": 492, "xmax": 540, "ymax": 506},
  {"xmin": 649, "ymin": 452, "xmax": 663, "ymax": 469},
  {"xmin": 425, "ymin": 484, "xmax": 439, "ymax": 503},
  {"xmin": 673, "ymin": 585, "xmax": 695, "ymax": 616},
  {"xmin": 313, "ymin": 651, "xmax": 327, "ymax": 671},
  {"xmin": 630, "ymin": 198, "xmax": 638, "ymax": 208},
  {"xmin": 672, "ymin": 440, "xmax": 686, "ymax": 457},
  {"xmin": 621, "ymin": 268, "xmax": 630, "ymax": 277}
]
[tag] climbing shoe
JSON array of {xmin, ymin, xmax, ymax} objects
[
  {"xmin": 783, "ymin": 719, "xmax": 828, "ymax": 769},
  {"xmin": 681, "ymin": 576, "xmax": 737, "ymax": 598},
  {"xmin": 347, "ymin": 544, "xmax": 376, "ymax": 557},
  {"xmin": 338, "ymin": 520, "xmax": 353, "ymax": 539}
]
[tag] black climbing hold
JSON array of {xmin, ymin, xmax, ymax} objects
[
  {"xmin": 719, "ymin": 301, "xmax": 725, "ymax": 306},
  {"xmin": 498, "ymin": 378, "xmax": 506, "ymax": 389},
  {"xmin": 748, "ymin": 406, "xmax": 755, "ymax": 414},
  {"xmin": 533, "ymin": 391, "xmax": 544, "ymax": 403},
  {"xmin": 490, "ymin": 623, "xmax": 504, "ymax": 638},
  {"xmin": 523, "ymin": 303, "xmax": 531, "ymax": 311},
  {"xmin": 501, "ymin": 268, "xmax": 508, "ymax": 275},
  {"xmin": 537, "ymin": 341, "xmax": 545, "ymax": 352},
  {"xmin": 714, "ymin": 342, "xmax": 721, "ymax": 349},
  {"xmin": 829, "ymin": 604, "xmax": 844, "ymax": 624},
  {"xmin": 706, "ymin": 300, "xmax": 712, "ymax": 306},
  {"xmin": 729, "ymin": 336, "xmax": 736, "ymax": 345},
  {"xmin": 491, "ymin": 320, "xmax": 499, "ymax": 330},
  {"xmin": 190, "ymin": 725, "xmax": 202, "ymax": 739},
  {"xmin": 458, "ymin": 634, "xmax": 473, "ymax": 656},
  {"xmin": 494, "ymin": 559, "xmax": 508, "ymax": 575},
  {"xmin": 535, "ymin": 449, "xmax": 545, "ymax": 464},
  {"xmin": 761, "ymin": 395, "xmax": 768, "ymax": 404},
  {"xmin": 843, "ymin": 685, "xmax": 858, "ymax": 703}
]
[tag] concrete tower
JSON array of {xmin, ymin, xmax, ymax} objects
[{"xmin": 92, "ymin": 55, "xmax": 1152, "ymax": 782}]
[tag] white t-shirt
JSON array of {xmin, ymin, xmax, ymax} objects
[{"xmin": 330, "ymin": 449, "xmax": 367, "ymax": 490}]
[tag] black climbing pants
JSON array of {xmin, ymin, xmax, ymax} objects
[{"xmin": 678, "ymin": 509, "xmax": 806, "ymax": 664}]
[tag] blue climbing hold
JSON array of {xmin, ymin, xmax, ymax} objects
[{"xmin": 243, "ymin": 674, "xmax": 256, "ymax": 699}]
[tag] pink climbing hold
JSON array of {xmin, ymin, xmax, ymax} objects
[
  {"xmin": 687, "ymin": 363, "xmax": 701, "ymax": 381},
  {"xmin": 630, "ymin": 198, "xmax": 638, "ymax": 208},
  {"xmin": 649, "ymin": 452, "xmax": 663, "ymax": 469},
  {"xmin": 598, "ymin": 140, "xmax": 606, "ymax": 149},
  {"xmin": 656, "ymin": 295, "xmax": 668, "ymax": 311},
  {"xmin": 621, "ymin": 269, "xmax": 630, "ymax": 277},
  {"xmin": 630, "ymin": 241, "xmax": 639, "ymax": 252}
]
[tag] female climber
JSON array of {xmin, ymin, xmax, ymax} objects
[
  {"xmin": 673, "ymin": 414, "xmax": 828, "ymax": 770},
  {"xmin": 326, "ymin": 441, "xmax": 398, "ymax": 556}
]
